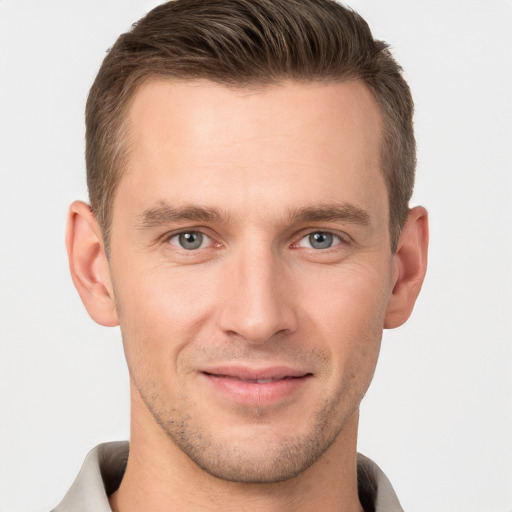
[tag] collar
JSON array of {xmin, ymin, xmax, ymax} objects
[{"xmin": 52, "ymin": 442, "xmax": 403, "ymax": 512}]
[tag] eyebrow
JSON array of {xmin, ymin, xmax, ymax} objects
[
  {"xmin": 136, "ymin": 201, "xmax": 371, "ymax": 230},
  {"xmin": 288, "ymin": 203, "xmax": 371, "ymax": 226},
  {"xmin": 136, "ymin": 202, "xmax": 227, "ymax": 229}
]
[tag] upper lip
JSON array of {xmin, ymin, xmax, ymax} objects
[{"xmin": 202, "ymin": 366, "xmax": 311, "ymax": 381}]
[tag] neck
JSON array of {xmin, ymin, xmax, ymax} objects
[{"xmin": 110, "ymin": 391, "xmax": 364, "ymax": 512}]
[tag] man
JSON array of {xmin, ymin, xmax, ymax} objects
[{"xmin": 58, "ymin": 0, "xmax": 428, "ymax": 510}]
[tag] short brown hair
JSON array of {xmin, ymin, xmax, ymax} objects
[{"xmin": 86, "ymin": 0, "xmax": 415, "ymax": 252}]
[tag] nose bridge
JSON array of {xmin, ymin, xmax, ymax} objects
[{"xmin": 218, "ymin": 239, "xmax": 296, "ymax": 343}]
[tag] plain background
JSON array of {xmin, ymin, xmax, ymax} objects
[{"xmin": 1, "ymin": 1, "xmax": 511, "ymax": 511}]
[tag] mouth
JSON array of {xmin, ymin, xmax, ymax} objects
[
  {"xmin": 200, "ymin": 366, "xmax": 313, "ymax": 405},
  {"xmin": 203, "ymin": 373, "xmax": 309, "ymax": 384}
]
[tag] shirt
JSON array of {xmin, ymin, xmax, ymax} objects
[{"xmin": 52, "ymin": 441, "xmax": 404, "ymax": 512}]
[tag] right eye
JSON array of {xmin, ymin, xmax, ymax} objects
[{"xmin": 167, "ymin": 231, "xmax": 211, "ymax": 250}]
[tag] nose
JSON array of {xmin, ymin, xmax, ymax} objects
[{"xmin": 217, "ymin": 245, "xmax": 298, "ymax": 344}]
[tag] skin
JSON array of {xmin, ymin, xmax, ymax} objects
[{"xmin": 67, "ymin": 79, "xmax": 428, "ymax": 512}]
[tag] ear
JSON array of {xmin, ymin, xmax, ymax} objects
[
  {"xmin": 66, "ymin": 200, "xmax": 119, "ymax": 327},
  {"xmin": 384, "ymin": 206, "xmax": 429, "ymax": 329}
]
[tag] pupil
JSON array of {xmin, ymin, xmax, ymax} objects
[
  {"xmin": 179, "ymin": 232, "xmax": 203, "ymax": 250},
  {"xmin": 310, "ymin": 232, "xmax": 333, "ymax": 249}
]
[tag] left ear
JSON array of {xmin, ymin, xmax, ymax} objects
[{"xmin": 384, "ymin": 206, "xmax": 429, "ymax": 329}]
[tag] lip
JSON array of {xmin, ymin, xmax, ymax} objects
[{"xmin": 200, "ymin": 365, "xmax": 313, "ymax": 406}]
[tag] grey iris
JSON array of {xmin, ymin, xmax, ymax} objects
[
  {"xmin": 179, "ymin": 232, "xmax": 203, "ymax": 250},
  {"xmin": 309, "ymin": 232, "xmax": 333, "ymax": 249}
]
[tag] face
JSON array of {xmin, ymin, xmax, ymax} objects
[{"xmin": 108, "ymin": 79, "xmax": 395, "ymax": 482}]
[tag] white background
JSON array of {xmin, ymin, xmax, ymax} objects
[{"xmin": 1, "ymin": 1, "xmax": 511, "ymax": 511}]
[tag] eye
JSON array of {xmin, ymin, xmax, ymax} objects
[
  {"xmin": 298, "ymin": 231, "xmax": 342, "ymax": 250},
  {"xmin": 168, "ymin": 231, "xmax": 210, "ymax": 250}
]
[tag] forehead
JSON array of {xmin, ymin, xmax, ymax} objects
[
  {"xmin": 117, "ymin": 78, "xmax": 387, "ymax": 225},
  {"xmin": 125, "ymin": 78, "xmax": 382, "ymax": 158}
]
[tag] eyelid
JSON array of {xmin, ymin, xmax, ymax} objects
[
  {"xmin": 292, "ymin": 229, "xmax": 351, "ymax": 250},
  {"xmin": 169, "ymin": 231, "xmax": 211, "ymax": 249},
  {"xmin": 162, "ymin": 227, "xmax": 218, "ymax": 249},
  {"xmin": 159, "ymin": 227, "xmax": 350, "ymax": 251}
]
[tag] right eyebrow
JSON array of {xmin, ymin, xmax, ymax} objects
[{"xmin": 136, "ymin": 202, "xmax": 228, "ymax": 229}]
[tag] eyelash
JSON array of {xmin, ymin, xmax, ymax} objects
[
  {"xmin": 166, "ymin": 230, "xmax": 216, "ymax": 251},
  {"xmin": 293, "ymin": 231, "xmax": 346, "ymax": 250},
  {"xmin": 164, "ymin": 229, "xmax": 349, "ymax": 252}
]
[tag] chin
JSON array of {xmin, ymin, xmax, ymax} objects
[
  {"xmin": 154, "ymin": 403, "xmax": 352, "ymax": 484},
  {"xmin": 182, "ymin": 433, "xmax": 336, "ymax": 484}
]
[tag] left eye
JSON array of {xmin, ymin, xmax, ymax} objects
[
  {"xmin": 298, "ymin": 231, "xmax": 342, "ymax": 250},
  {"xmin": 168, "ymin": 231, "xmax": 210, "ymax": 250}
]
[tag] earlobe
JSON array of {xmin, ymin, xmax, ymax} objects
[
  {"xmin": 384, "ymin": 206, "xmax": 429, "ymax": 329},
  {"xmin": 66, "ymin": 200, "xmax": 119, "ymax": 327}
]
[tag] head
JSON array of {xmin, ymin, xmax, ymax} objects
[
  {"xmin": 68, "ymin": 0, "xmax": 428, "ymax": 487},
  {"xmin": 86, "ymin": 0, "xmax": 415, "ymax": 254}
]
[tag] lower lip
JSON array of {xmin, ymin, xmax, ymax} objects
[{"xmin": 201, "ymin": 373, "xmax": 311, "ymax": 406}]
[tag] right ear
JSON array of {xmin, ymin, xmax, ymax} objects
[{"xmin": 66, "ymin": 200, "xmax": 119, "ymax": 327}]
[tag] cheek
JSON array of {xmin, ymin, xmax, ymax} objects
[
  {"xmin": 111, "ymin": 260, "xmax": 219, "ymax": 367},
  {"xmin": 298, "ymin": 259, "xmax": 391, "ymax": 328},
  {"xmin": 296, "ymin": 260, "xmax": 390, "ymax": 372}
]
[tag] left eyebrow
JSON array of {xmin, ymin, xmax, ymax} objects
[
  {"xmin": 136, "ymin": 202, "xmax": 228, "ymax": 229},
  {"xmin": 287, "ymin": 203, "xmax": 371, "ymax": 226}
]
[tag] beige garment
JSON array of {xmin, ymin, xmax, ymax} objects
[{"xmin": 52, "ymin": 441, "xmax": 404, "ymax": 512}]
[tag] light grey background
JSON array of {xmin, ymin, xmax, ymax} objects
[{"xmin": 1, "ymin": 1, "xmax": 511, "ymax": 511}]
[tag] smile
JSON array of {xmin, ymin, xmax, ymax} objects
[
  {"xmin": 200, "ymin": 366, "xmax": 313, "ymax": 405},
  {"xmin": 205, "ymin": 374, "xmax": 304, "ymax": 384}
]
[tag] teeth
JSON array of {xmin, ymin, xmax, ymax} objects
[{"xmin": 256, "ymin": 378, "xmax": 275, "ymax": 384}]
